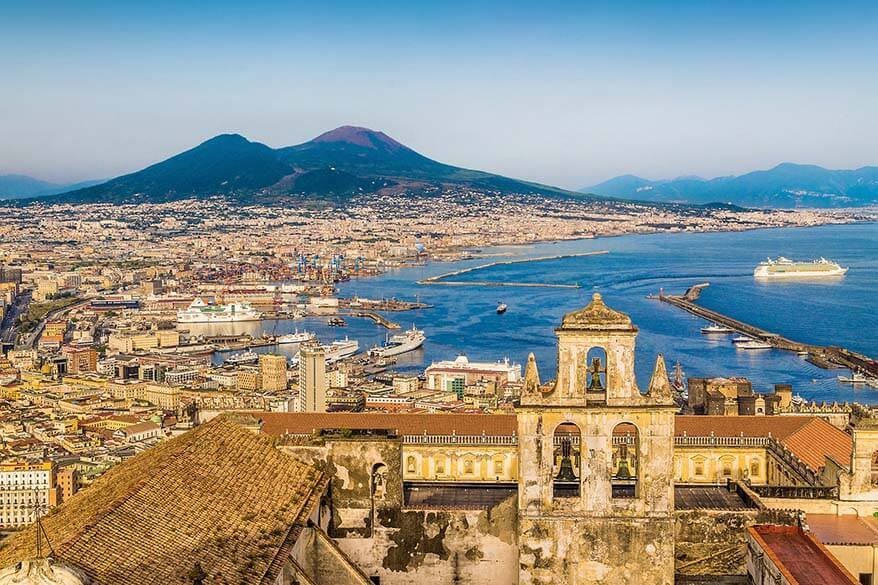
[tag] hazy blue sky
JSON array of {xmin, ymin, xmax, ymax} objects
[{"xmin": 1, "ymin": 0, "xmax": 877, "ymax": 188}]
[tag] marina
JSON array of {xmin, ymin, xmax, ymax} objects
[
  {"xmin": 339, "ymin": 223, "xmax": 878, "ymax": 404},
  {"xmin": 658, "ymin": 284, "xmax": 878, "ymax": 379}
]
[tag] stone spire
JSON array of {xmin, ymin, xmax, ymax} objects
[
  {"xmin": 647, "ymin": 353, "xmax": 674, "ymax": 403},
  {"xmin": 523, "ymin": 352, "xmax": 541, "ymax": 393}
]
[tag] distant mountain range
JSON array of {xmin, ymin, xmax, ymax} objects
[
  {"xmin": 26, "ymin": 126, "xmax": 579, "ymax": 206},
  {"xmin": 584, "ymin": 163, "xmax": 878, "ymax": 208},
  {"xmin": 0, "ymin": 174, "xmax": 103, "ymax": 200}
]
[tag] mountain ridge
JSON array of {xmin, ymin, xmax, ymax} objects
[
  {"xmin": 0, "ymin": 174, "xmax": 104, "ymax": 200},
  {"xmin": 584, "ymin": 163, "xmax": 878, "ymax": 208},
  {"xmin": 31, "ymin": 126, "xmax": 582, "ymax": 206}
]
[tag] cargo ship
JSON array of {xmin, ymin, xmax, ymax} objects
[
  {"xmin": 369, "ymin": 326, "xmax": 426, "ymax": 358},
  {"xmin": 753, "ymin": 257, "xmax": 848, "ymax": 279},
  {"xmin": 177, "ymin": 298, "xmax": 261, "ymax": 323}
]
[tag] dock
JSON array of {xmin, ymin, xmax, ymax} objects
[
  {"xmin": 657, "ymin": 285, "xmax": 878, "ymax": 377},
  {"xmin": 418, "ymin": 250, "xmax": 608, "ymax": 288},
  {"xmin": 351, "ymin": 311, "xmax": 401, "ymax": 329}
]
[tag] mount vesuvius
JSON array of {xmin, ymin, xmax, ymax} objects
[{"xmin": 34, "ymin": 126, "xmax": 581, "ymax": 205}]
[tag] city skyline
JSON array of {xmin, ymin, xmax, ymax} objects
[{"xmin": 2, "ymin": 0, "xmax": 878, "ymax": 188}]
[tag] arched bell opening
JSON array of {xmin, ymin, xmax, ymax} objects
[
  {"xmin": 585, "ymin": 347, "xmax": 608, "ymax": 405},
  {"xmin": 611, "ymin": 422, "xmax": 639, "ymax": 498},
  {"xmin": 553, "ymin": 422, "xmax": 581, "ymax": 498}
]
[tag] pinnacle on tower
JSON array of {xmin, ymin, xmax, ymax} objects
[
  {"xmin": 648, "ymin": 353, "xmax": 674, "ymax": 403},
  {"xmin": 524, "ymin": 352, "xmax": 541, "ymax": 393}
]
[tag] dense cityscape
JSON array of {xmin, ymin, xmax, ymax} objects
[{"xmin": 3, "ymin": 1, "xmax": 878, "ymax": 583}]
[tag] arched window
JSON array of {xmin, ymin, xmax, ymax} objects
[
  {"xmin": 871, "ymin": 451, "xmax": 878, "ymax": 486},
  {"xmin": 612, "ymin": 422, "xmax": 639, "ymax": 498},
  {"xmin": 406, "ymin": 455, "xmax": 416, "ymax": 474},
  {"xmin": 553, "ymin": 422, "xmax": 581, "ymax": 498},
  {"xmin": 435, "ymin": 457, "xmax": 445, "ymax": 476},
  {"xmin": 585, "ymin": 347, "xmax": 608, "ymax": 394},
  {"xmin": 693, "ymin": 457, "xmax": 705, "ymax": 478},
  {"xmin": 463, "ymin": 459, "xmax": 474, "ymax": 475},
  {"xmin": 750, "ymin": 458, "xmax": 760, "ymax": 478}
]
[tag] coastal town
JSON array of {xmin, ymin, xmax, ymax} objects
[{"xmin": 0, "ymin": 193, "xmax": 872, "ymax": 528}]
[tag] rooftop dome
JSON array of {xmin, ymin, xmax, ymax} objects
[
  {"xmin": 0, "ymin": 559, "xmax": 88, "ymax": 585},
  {"xmin": 559, "ymin": 293, "xmax": 636, "ymax": 331}
]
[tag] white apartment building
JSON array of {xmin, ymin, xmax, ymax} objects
[{"xmin": 0, "ymin": 461, "xmax": 58, "ymax": 528}]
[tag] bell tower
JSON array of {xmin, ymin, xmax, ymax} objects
[{"xmin": 517, "ymin": 293, "xmax": 676, "ymax": 585}]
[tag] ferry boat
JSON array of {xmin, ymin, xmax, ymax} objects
[
  {"xmin": 496, "ymin": 302, "xmax": 508, "ymax": 314},
  {"xmin": 838, "ymin": 371, "xmax": 878, "ymax": 386},
  {"xmin": 225, "ymin": 350, "xmax": 259, "ymax": 366},
  {"xmin": 736, "ymin": 340, "xmax": 773, "ymax": 350},
  {"xmin": 753, "ymin": 257, "xmax": 848, "ymax": 280},
  {"xmin": 324, "ymin": 338, "xmax": 360, "ymax": 363},
  {"xmin": 276, "ymin": 330, "xmax": 315, "ymax": 345},
  {"xmin": 177, "ymin": 298, "xmax": 261, "ymax": 323},
  {"xmin": 701, "ymin": 323, "xmax": 735, "ymax": 334},
  {"xmin": 369, "ymin": 325, "xmax": 426, "ymax": 358}
]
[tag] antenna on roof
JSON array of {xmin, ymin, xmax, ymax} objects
[{"xmin": 25, "ymin": 488, "xmax": 56, "ymax": 559}]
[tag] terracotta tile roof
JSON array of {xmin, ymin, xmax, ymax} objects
[
  {"xmin": 251, "ymin": 412, "xmax": 519, "ymax": 437},
  {"xmin": 676, "ymin": 415, "xmax": 817, "ymax": 439},
  {"xmin": 676, "ymin": 416, "xmax": 852, "ymax": 473},
  {"xmin": 780, "ymin": 419, "xmax": 852, "ymax": 473},
  {"xmin": 808, "ymin": 514, "xmax": 878, "ymax": 546},
  {"xmin": 749, "ymin": 525, "xmax": 858, "ymax": 584},
  {"xmin": 0, "ymin": 417, "xmax": 326, "ymax": 585}
]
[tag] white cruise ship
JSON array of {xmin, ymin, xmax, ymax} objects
[
  {"xmin": 753, "ymin": 257, "xmax": 848, "ymax": 280},
  {"xmin": 369, "ymin": 326, "xmax": 426, "ymax": 358},
  {"xmin": 176, "ymin": 298, "xmax": 261, "ymax": 323}
]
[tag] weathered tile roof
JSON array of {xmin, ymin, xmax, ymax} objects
[
  {"xmin": 254, "ymin": 412, "xmax": 851, "ymax": 474},
  {"xmin": 808, "ymin": 514, "xmax": 878, "ymax": 546},
  {"xmin": 750, "ymin": 525, "xmax": 858, "ymax": 584},
  {"xmin": 676, "ymin": 415, "xmax": 852, "ymax": 473},
  {"xmin": 252, "ymin": 411, "xmax": 519, "ymax": 437},
  {"xmin": 0, "ymin": 417, "xmax": 326, "ymax": 585}
]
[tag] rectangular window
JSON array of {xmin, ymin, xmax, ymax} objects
[{"xmin": 859, "ymin": 573, "xmax": 872, "ymax": 585}]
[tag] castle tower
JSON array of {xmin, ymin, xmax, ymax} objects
[{"xmin": 517, "ymin": 293, "xmax": 676, "ymax": 585}]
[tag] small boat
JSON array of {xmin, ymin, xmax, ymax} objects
[
  {"xmin": 701, "ymin": 323, "xmax": 734, "ymax": 334},
  {"xmin": 736, "ymin": 341, "xmax": 772, "ymax": 350},
  {"xmin": 496, "ymin": 302, "xmax": 508, "ymax": 314},
  {"xmin": 225, "ymin": 350, "xmax": 259, "ymax": 366},
  {"xmin": 328, "ymin": 317, "xmax": 347, "ymax": 327},
  {"xmin": 732, "ymin": 336, "xmax": 753, "ymax": 344},
  {"xmin": 838, "ymin": 371, "xmax": 878, "ymax": 385},
  {"xmin": 276, "ymin": 329, "xmax": 315, "ymax": 344}
]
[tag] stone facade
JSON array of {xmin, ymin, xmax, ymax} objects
[{"xmin": 517, "ymin": 293, "xmax": 677, "ymax": 585}]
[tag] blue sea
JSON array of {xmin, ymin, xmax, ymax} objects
[{"xmin": 203, "ymin": 223, "xmax": 878, "ymax": 405}]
